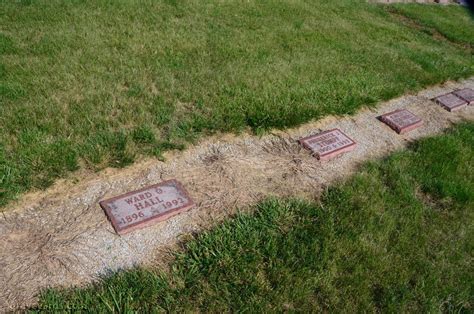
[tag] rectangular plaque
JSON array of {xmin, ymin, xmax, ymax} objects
[
  {"xmin": 433, "ymin": 93, "xmax": 468, "ymax": 112},
  {"xmin": 100, "ymin": 179, "xmax": 194, "ymax": 235},
  {"xmin": 299, "ymin": 128, "xmax": 356, "ymax": 161},
  {"xmin": 378, "ymin": 109, "xmax": 423, "ymax": 134},
  {"xmin": 453, "ymin": 88, "xmax": 474, "ymax": 105}
]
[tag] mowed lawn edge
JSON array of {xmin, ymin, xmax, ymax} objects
[
  {"xmin": 1, "ymin": 1, "xmax": 474, "ymax": 208},
  {"xmin": 33, "ymin": 122, "xmax": 474, "ymax": 312}
]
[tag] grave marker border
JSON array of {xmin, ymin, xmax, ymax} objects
[
  {"xmin": 433, "ymin": 92, "xmax": 468, "ymax": 112},
  {"xmin": 299, "ymin": 128, "xmax": 357, "ymax": 160},
  {"xmin": 100, "ymin": 179, "xmax": 195, "ymax": 235},
  {"xmin": 378, "ymin": 108, "xmax": 423, "ymax": 134}
]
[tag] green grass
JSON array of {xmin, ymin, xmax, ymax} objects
[
  {"xmin": 1, "ymin": 1, "xmax": 474, "ymax": 207},
  {"xmin": 392, "ymin": 3, "xmax": 474, "ymax": 47},
  {"xmin": 34, "ymin": 122, "xmax": 474, "ymax": 312}
]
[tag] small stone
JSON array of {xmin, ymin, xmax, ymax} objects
[
  {"xmin": 453, "ymin": 88, "xmax": 474, "ymax": 105},
  {"xmin": 378, "ymin": 109, "xmax": 423, "ymax": 134},
  {"xmin": 100, "ymin": 179, "xmax": 194, "ymax": 235},
  {"xmin": 299, "ymin": 128, "xmax": 356, "ymax": 161},
  {"xmin": 434, "ymin": 93, "xmax": 468, "ymax": 112}
]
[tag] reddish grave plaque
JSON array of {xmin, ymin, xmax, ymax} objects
[
  {"xmin": 378, "ymin": 109, "xmax": 423, "ymax": 134},
  {"xmin": 433, "ymin": 93, "xmax": 467, "ymax": 112},
  {"xmin": 100, "ymin": 179, "xmax": 194, "ymax": 235},
  {"xmin": 299, "ymin": 128, "xmax": 356, "ymax": 161},
  {"xmin": 453, "ymin": 88, "xmax": 474, "ymax": 105}
]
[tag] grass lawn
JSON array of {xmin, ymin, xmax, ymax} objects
[
  {"xmin": 392, "ymin": 3, "xmax": 474, "ymax": 47},
  {"xmin": 1, "ymin": 1, "xmax": 474, "ymax": 207},
  {"xmin": 34, "ymin": 122, "xmax": 474, "ymax": 312}
]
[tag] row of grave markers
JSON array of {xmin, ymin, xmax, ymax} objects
[{"xmin": 100, "ymin": 88, "xmax": 474, "ymax": 235}]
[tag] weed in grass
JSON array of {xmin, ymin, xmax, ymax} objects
[{"xmin": 131, "ymin": 126, "xmax": 156, "ymax": 144}]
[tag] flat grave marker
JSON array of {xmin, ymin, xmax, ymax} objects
[
  {"xmin": 453, "ymin": 88, "xmax": 474, "ymax": 105},
  {"xmin": 299, "ymin": 128, "xmax": 356, "ymax": 161},
  {"xmin": 378, "ymin": 109, "xmax": 423, "ymax": 134},
  {"xmin": 433, "ymin": 93, "xmax": 468, "ymax": 112},
  {"xmin": 100, "ymin": 179, "xmax": 194, "ymax": 235}
]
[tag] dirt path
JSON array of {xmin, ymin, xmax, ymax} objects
[{"xmin": 1, "ymin": 78, "xmax": 474, "ymax": 311}]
